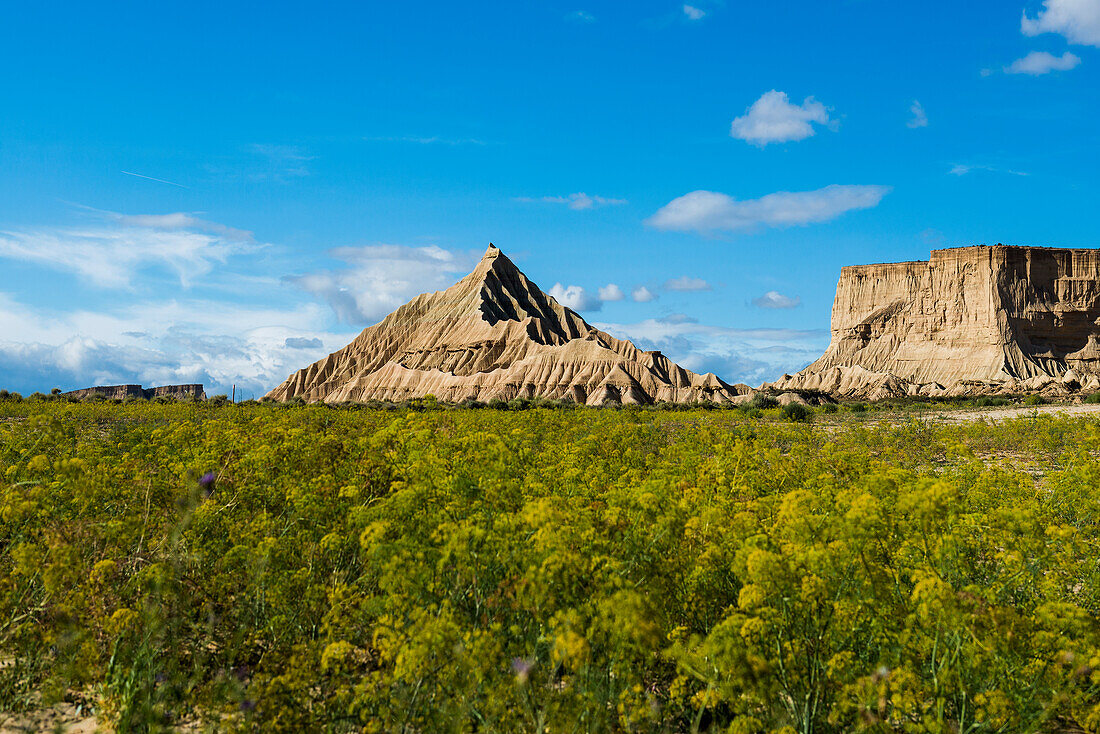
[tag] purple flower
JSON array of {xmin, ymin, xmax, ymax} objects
[
  {"xmin": 511, "ymin": 657, "xmax": 534, "ymax": 683},
  {"xmin": 199, "ymin": 472, "xmax": 217, "ymax": 495}
]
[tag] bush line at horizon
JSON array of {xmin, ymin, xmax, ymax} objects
[
  {"xmin": 2, "ymin": 388, "xmax": 1095, "ymax": 414},
  {"xmin": 4, "ymin": 402, "xmax": 1100, "ymax": 731}
]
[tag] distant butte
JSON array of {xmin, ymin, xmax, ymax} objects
[
  {"xmin": 770, "ymin": 245, "xmax": 1100, "ymax": 399},
  {"xmin": 267, "ymin": 244, "xmax": 749, "ymax": 405}
]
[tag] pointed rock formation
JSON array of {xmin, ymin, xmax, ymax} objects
[
  {"xmin": 771, "ymin": 245, "xmax": 1100, "ymax": 399},
  {"xmin": 268, "ymin": 245, "xmax": 746, "ymax": 405}
]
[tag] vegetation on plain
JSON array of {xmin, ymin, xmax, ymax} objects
[{"xmin": 3, "ymin": 398, "xmax": 1100, "ymax": 731}]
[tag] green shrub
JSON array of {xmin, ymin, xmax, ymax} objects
[
  {"xmin": 1025, "ymin": 394, "xmax": 1046, "ymax": 406},
  {"xmin": 849, "ymin": 402, "xmax": 867, "ymax": 413},
  {"xmin": 820, "ymin": 402, "xmax": 838, "ymax": 414},
  {"xmin": 1085, "ymin": 392, "xmax": 1100, "ymax": 404},
  {"xmin": 751, "ymin": 393, "xmax": 779, "ymax": 410},
  {"xmin": 781, "ymin": 402, "xmax": 813, "ymax": 422}
]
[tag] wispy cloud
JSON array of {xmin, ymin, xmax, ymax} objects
[
  {"xmin": 683, "ymin": 4, "xmax": 706, "ymax": 20},
  {"xmin": 1004, "ymin": 50, "xmax": 1082, "ymax": 74},
  {"xmin": 730, "ymin": 90, "xmax": 833, "ymax": 146},
  {"xmin": 363, "ymin": 135, "xmax": 489, "ymax": 146},
  {"xmin": 566, "ymin": 10, "xmax": 596, "ymax": 23},
  {"xmin": 646, "ymin": 184, "xmax": 891, "ymax": 234},
  {"xmin": 907, "ymin": 100, "xmax": 929, "ymax": 128},
  {"xmin": 949, "ymin": 163, "xmax": 1029, "ymax": 177},
  {"xmin": 752, "ymin": 291, "xmax": 801, "ymax": 309},
  {"xmin": 0, "ymin": 211, "xmax": 257, "ymax": 289},
  {"xmin": 515, "ymin": 193, "xmax": 627, "ymax": 210},
  {"xmin": 663, "ymin": 276, "xmax": 712, "ymax": 292},
  {"xmin": 245, "ymin": 143, "xmax": 314, "ymax": 181},
  {"xmin": 1022, "ymin": 0, "xmax": 1100, "ymax": 47}
]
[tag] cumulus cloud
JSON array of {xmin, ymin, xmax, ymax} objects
[
  {"xmin": 1022, "ymin": 0, "xmax": 1100, "ymax": 46},
  {"xmin": 286, "ymin": 245, "xmax": 476, "ymax": 325},
  {"xmin": 730, "ymin": 90, "xmax": 832, "ymax": 146},
  {"xmin": 907, "ymin": 100, "xmax": 929, "ymax": 128},
  {"xmin": 515, "ymin": 193, "xmax": 627, "ymax": 210},
  {"xmin": 663, "ymin": 276, "xmax": 712, "ymax": 292},
  {"xmin": 752, "ymin": 291, "xmax": 801, "ymax": 309},
  {"xmin": 598, "ymin": 283, "xmax": 625, "ymax": 301},
  {"xmin": 0, "ymin": 291, "xmax": 336, "ymax": 398},
  {"xmin": 683, "ymin": 4, "xmax": 705, "ymax": 20},
  {"xmin": 595, "ymin": 316, "xmax": 829, "ymax": 386},
  {"xmin": 549, "ymin": 283, "xmax": 603, "ymax": 312},
  {"xmin": 632, "ymin": 286, "xmax": 658, "ymax": 303},
  {"xmin": 646, "ymin": 184, "xmax": 891, "ymax": 234},
  {"xmin": 1004, "ymin": 50, "xmax": 1082, "ymax": 74},
  {"xmin": 0, "ymin": 212, "xmax": 257, "ymax": 289}
]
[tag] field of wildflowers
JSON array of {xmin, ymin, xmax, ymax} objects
[{"xmin": 3, "ymin": 396, "xmax": 1100, "ymax": 732}]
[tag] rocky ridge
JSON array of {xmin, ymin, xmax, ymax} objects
[
  {"xmin": 267, "ymin": 245, "xmax": 749, "ymax": 405},
  {"xmin": 770, "ymin": 245, "xmax": 1100, "ymax": 399}
]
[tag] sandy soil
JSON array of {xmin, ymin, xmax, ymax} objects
[
  {"xmin": 934, "ymin": 403, "xmax": 1100, "ymax": 423},
  {"xmin": 0, "ymin": 704, "xmax": 100, "ymax": 734}
]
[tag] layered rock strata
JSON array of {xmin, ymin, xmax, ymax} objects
[
  {"xmin": 771, "ymin": 245, "xmax": 1100, "ymax": 399},
  {"xmin": 268, "ymin": 245, "xmax": 747, "ymax": 405},
  {"xmin": 64, "ymin": 384, "xmax": 207, "ymax": 401}
]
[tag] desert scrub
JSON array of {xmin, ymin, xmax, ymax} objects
[{"xmin": 2, "ymin": 400, "xmax": 1100, "ymax": 731}]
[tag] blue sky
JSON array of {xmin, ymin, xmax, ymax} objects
[{"xmin": 2, "ymin": 0, "xmax": 1098, "ymax": 396}]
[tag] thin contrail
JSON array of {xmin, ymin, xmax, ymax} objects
[{"xmin": 121, "ymin": 170, "xmax": 190, "ymax": 189}]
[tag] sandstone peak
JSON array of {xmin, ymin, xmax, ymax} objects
[
  {"xmin": 267, "ymin": 246, "xmax": 745, "ymax": 405},
  {"xmin": 770, "ymin": 244, "xmax": 1100, "ymax": 399}
]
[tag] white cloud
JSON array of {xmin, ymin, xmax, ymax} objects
[
  {"xmin": 632, "ymin": 286, "xmax": 658, "ymax": 303},
  {"xmin": 729, "ymin": 90, "xmax": 832, "ymax": 146},
  {"xmin": 566, "ymin": 10, "xmax": 596, "ymax": 23},
  {"xmin": 285, "ymin": 336, "xmax": 324, "ymax": 349},
  {"xmin": 286, "ymin": 244, "xmax": 476, "ymax": 324},
  {"xmin": 646, "ymin": 184, "xmax": 891, "ymax": 234},
  {"xmin": 0, "ymin": 212, "xmax": 257, "ymax": 289},
  {"xmin": 683, "ymin": 4, "xmax": 705, "ymax": 20},
  {"xmin": 0, "ymin": 291, "xmax": 338, "ymax": 398},
  {"xmin": 598, "ymin": 283, "xmax": 625, "ymax": 301},
  {"xmin": 907, "ymin": 100, "xmax": 929, "ymax": 128},
  {"xmin": 549, "ymin": 283, "xmax": 602, "ymax": 312},
  {"xmin": 949, "ymin": 163, "xmax": 1029, "ymax": 177},
  {"xmin": 1004, "ymin": 50, "xmax": 1082, "ymax": 74},
  {"xmin": 752, "ymin": 291, "xmax": 801, "ymax": 309},
  {"xmin": 1022, "ymin": 0, "xmax": 1100, "ymax": 46},
  {"xmin": 515, "ymin": 193, "xmax": 627, "ymax": 210},
  {"xmin": 594, "ymin": 316, "xmax": 829, "ymax": 386},
  {"xmin": 663, "ymin": 276, "xmax": 712, "ymax": 292}
]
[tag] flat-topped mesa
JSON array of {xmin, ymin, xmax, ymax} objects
[
  {"xmin": 64, "ymin": 384, "xmax": 206, "ymax": 401},
  {"xmin": 770, "ymin": 245, "xmax": 1100, "ymax": 399},
  {"xmin": 267, "ymin": 244, "xmax": 747, "ymax": 405}
]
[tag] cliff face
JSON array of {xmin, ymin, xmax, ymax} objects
[
  {"xmin": 64, "ymin": 384, "xmax": 206, "ymax": 401},
  {"xmin": 771, "ymin": 245, "xmax": 1100, "ymax": 398},
  {"xmin": 267, "ymin": 245, "xmax": 746, "ymax": 405}
]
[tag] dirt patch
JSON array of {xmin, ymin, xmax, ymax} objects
[
  {"xmin": 935, "ymin": 403, "xmax": 1100, "ymax": 423},
  {"xmin": 0, "ymin": 704, "xmax": 101, "ymax": 734}
]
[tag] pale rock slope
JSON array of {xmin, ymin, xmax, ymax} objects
[
  {"xmin": 267, "ymin": 245, "xmax": 747, "ymax": 405},
  {"xmin": 770, "ymin": 245, "xmax": 1100, "ymax": 399}
]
